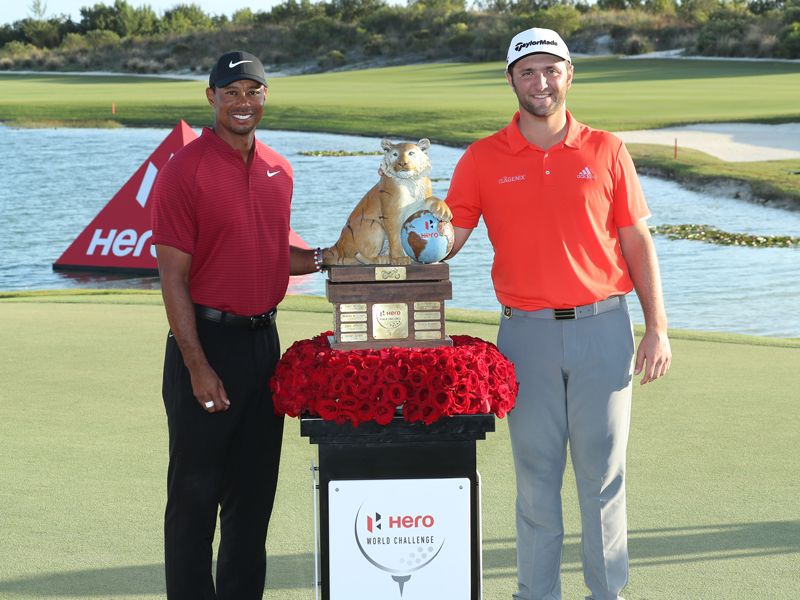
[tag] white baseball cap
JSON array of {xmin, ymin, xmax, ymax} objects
[{"xmin": 506, "ymin": 28, "xmax": 571, "ymax": 70}]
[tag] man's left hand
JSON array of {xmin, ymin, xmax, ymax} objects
[{"xmin": 634, "ymin": 328, "xmax": 671, "ymax": 385}]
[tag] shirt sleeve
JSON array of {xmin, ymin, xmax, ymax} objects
[
  {"xmin": 445, "ymin": 147, "xmax": 483, "ymax": 230},
  {"xmin": 612, "ymin": 139, "xmax": 651, "ymax": 228},
  {"xmin": 150, "ymin": 155, "xmax": 197, "ymax": 255}
]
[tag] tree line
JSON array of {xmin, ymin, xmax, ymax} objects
[{"xmin": 1, "ymin": 0, "xmax": 798, "ymax": 74}]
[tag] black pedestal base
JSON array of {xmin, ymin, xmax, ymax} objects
[{"xmin": 301, "ymin": 414, "xmax": 495, "ymax": 600}]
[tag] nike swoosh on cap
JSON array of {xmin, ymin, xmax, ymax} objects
[{"xmin": 229, "ymin": 60, "xmax": 253, "ymax": 68}]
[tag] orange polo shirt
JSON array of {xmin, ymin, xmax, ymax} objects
[{"xmin": 446, "ymin": 111, "xmax": 651, "ymax": 311}]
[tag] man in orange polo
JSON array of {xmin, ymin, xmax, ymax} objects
[{"xmin": 445, "ymin": 28, "xmax": 671, "ymax": 600}]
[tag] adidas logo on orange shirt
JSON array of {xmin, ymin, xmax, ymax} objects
[{"xmin": 577, "ymin": 166, "xmax": 595, "ymax": 179}]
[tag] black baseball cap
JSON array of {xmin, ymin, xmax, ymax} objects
[{"xmin": 209, "ymin": 51, "xmax": 268, "ymax": 88}]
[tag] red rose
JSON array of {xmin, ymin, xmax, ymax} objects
[
  {"xmin": 385, "ymin": 382, "xmax": 408, "ymax": 405},
  {"xmin": 439, "ymin": 370, "xmax": 458, "ymax": 388},
  {"xmin": 315, "ymin": 399, "xmax": 339, "ymax": 421},
  {"xmin": 341, "ymin": 381, "xmax": 358, "ymax": 401},
  {"xmin": 374, "ymin": 402, "xmax": 396, "ymax": 426},
  {"xmin": 363, "ymin": 354, "xmax": 382, "ymax": 370},
  {"xmin": 420, "ymin": 352, "xmax": 438, "ymax": 369},
  {"xmin": 420, "ymin": 404, "xmax": 445, "ymax": 425},
  {"xmin": 452, "ymin": 360, "xmax": 469, "ymax": 376},
  {"xmin": 408, "ymin": 370, "xmax": 427, "ymax": 387},
  {"xmin": 473, "ymin": 355, "xmax": 490, "ymax": 378},
  {"xmin": 330, "ymin": 373, "xmax": 346, "ymax": 396},
  {"xmin": 451, "ymin": 388, "xmax": 471, "ymax": 414},
  {"xmin": 397, "ymin": 363, "xmax": 410, "ymax": 379},
  {"xmin": 357, "ymin": 369, "xmax": 376, "ymax": 389},
  {"xmin": 383, "ymin": 364, "xmax": 401, "ymax": 383},
  {"xmin": 405, "ymin": 351, "xmax": 425, "ymax": 367},
  {"xmin": 357, "ymin": 400, "xmax": 373, "ymax": 423},
  {"xmin": 270, "ymin": 330, "xmax": 519, "ymax": 426},
  {"xmin": 432, "ymin": 389, "xmax": 453, "ymax": 411}
]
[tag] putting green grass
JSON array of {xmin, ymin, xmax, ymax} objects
[{"xmin": 0, "ymin": 291, "xmax": 798, "ymax": 599}]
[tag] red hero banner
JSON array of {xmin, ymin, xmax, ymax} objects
[
  {"xmin": 53, "ymin": 121, "xmax": 309, "ymax": 275},
  {"xmin": 54, "ymin": 121, "xmax": 197, "ymax": 275}
]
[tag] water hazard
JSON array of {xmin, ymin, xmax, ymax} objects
[{"xmin": 1, "ymin": 125, "xmax": 798, "ymax": 338}]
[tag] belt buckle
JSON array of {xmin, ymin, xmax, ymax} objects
[
  {"xmin": 249, "ymin": 314, "xmax": 267, "ymax": 330},
  {"xmin": 503, "ymin": 306, "xmax": 512, "ymax": 319},
  {"xmin": 554, "ymin": 307, "xmax": 576, "ymax": 320},
  {"xmin": 249, "ymin": 310, "xmax": 275, "ymax": 330}
]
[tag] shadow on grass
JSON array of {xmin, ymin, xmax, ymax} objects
[
  {"xmin": 2, "ymin": 522, "xmax": 797, "ymax": 595},
  {"xmin": 0, "ymin": 552, "xmax": 313, "ymax": 597},
  {"xmin": 483, "ymin": 520, "xmax": 800, "ymax": 576}
]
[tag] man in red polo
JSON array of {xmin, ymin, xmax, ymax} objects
[
  {"xmin": 151, "ymin": 50, "xmax": 325, "ymax": 600},
  {"xmin": 445, "ymin": 29, "xmax": 671, "ymax": 600}
]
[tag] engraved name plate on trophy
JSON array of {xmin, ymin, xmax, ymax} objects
[{"xmin": 326, "ymin": 263, "xmax": 452, "ymax": 350}]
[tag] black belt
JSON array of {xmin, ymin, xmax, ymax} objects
[{"xmin": 195, "ymin": 305, "xmax": 277, "ymax": 330}]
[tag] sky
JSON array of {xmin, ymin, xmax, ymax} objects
[{"xmin": 1, "ymin": 0, "xmax": 280, "ymax": 26}]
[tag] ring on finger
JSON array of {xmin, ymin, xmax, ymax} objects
[{"xmin": 204, "ymin": 400, "xmax": 214, "ymax": 409}]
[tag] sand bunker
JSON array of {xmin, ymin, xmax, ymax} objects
[{"xmin": 615, "ymin": 123, "xmax": 800, "ymax": 162}]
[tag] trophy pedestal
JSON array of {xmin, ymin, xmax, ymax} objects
[
  {"xmin": 326, "ymin": 263, "xmax": 452, "ymax": 350},
  {"xmin": 302, "ymin": 414, "xmax": 494, "ymax": 600}
]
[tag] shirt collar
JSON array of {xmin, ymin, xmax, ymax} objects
[
  {"xmin": 504, "ymin": 110, "xmax": 583, "ymax": 153},
  {"xmin": 202, "ymin": 127, "xmax": 261, "ymax": 160}
]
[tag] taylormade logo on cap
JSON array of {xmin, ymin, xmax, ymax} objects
[{"xmin": 507, "ymin": 28, "xmax": 571, "ymax": 69}]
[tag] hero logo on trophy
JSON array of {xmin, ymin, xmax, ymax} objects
[{"xmin": 322, "ymin": 138, "xmax": 456, "ymax": 350}]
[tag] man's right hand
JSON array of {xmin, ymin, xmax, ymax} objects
[
  {"xmin": 190, "ymin": 363, "xmax": 231, "ymax": 413},
  {"xmin": 156, "ymin": 244, "xmax": 231, "ymax": 414}
]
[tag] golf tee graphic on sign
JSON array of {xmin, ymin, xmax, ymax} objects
[{"xmin": 328, "ymin": 478, "xmax": 471, "ymax": 599}]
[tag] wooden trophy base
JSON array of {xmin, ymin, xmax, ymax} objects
[{"xmin": 326, "ymin": 263, "xmax": 452, "ymax": 350}]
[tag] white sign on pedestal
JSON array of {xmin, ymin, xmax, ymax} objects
[{"xmin": 328, "ymin": 477, "xmax": 471, "ymax": 599}]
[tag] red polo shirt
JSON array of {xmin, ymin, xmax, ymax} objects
[
  {"xmin": 151, "ymin": 127, "xmax": 293, "ymax": 316},
  {"xmin": 447, "ymin": 111, "xmax": 651, "ymax": 311}
]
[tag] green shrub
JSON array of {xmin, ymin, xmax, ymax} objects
[
  {"xmin": 445, "ymin": 21, "xmax": 475, "ymax": 51},
  {"xmin": 171, "ymin": 42, "xmax": 191, "ymax": 55},
  {"xmin": 0, "ymin": 40, "xmax": 44, "ymax": 59},
  {"xmin": 363, "ymin": 33, "xmax": 385, "ymax": 56},
  {"xmin": 295, "ymin": 15, "xmax": 343, "ymax": 50},
  {"xmin": 159, "ymin": 4, "xmax": 214, "ymax": 34},
  {"xmin": 20, "ymin": 17, "xmax": 64, "ymax": 48},
  {"xmin": 783, "ymin": 5, "xmax": 800, "ymax": 24},
  {"xmin": 44, "ymin": 55, "xmax": 65, "ymax": 69},
  {"xmin": 124, "ymin": 57, "xmax": 160, "ymax": 72},
  {"xmin": 318, "ymin": 48, "xmax": 346, "ymax": 68},
  {"xmin": 678, "ymin": 0, "xmax": 722, "ymax": 24},
  {"xmin": 84, "ymin": 29, "xmax": 122, "ymax": 49},
  {"xmin": 360, "ymin": 6, "xmax": 410, "ymax": 34},
  {"xmin": 644, "ymin": 0, "xmax": 677, "ymax": 15},
  {"xmin": 535, "ymin": 5, "xmax": 582, "ymax": 37},
  {"xmin": 232, "ymin": 9, "xmax": 256, "ymax": 25},
  {"xmin": 623, "ymin": 33, "xmax": 651, "ymax": 54},
  {"xmin": 60, "ymin": 33, "xmax": 89, "ymax": 51},
  {"xmin": 778, "ymin": 21, "xmax": 800, "ymax": 57},
  {"xmin": 696, "ymin": 6, "xmax": 752, "ymax": 54}
]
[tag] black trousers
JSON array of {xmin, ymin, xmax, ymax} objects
[{"xmin": 162, "ymin": 316, "xmax": 284, "ymax": 600}]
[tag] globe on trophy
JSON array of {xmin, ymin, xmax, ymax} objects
[{"xmin": 400, "ymin": 209, "xmax": 455, "ymax": 264}]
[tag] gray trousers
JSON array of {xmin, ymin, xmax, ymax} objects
[{"xmin": 498, "ymin": 297, "xmax": 634, "ymax": 600}]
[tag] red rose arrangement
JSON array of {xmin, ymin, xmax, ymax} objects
[{"xmin": 270, "ymin": 332, "xmax": 518, "ymax": 426}]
